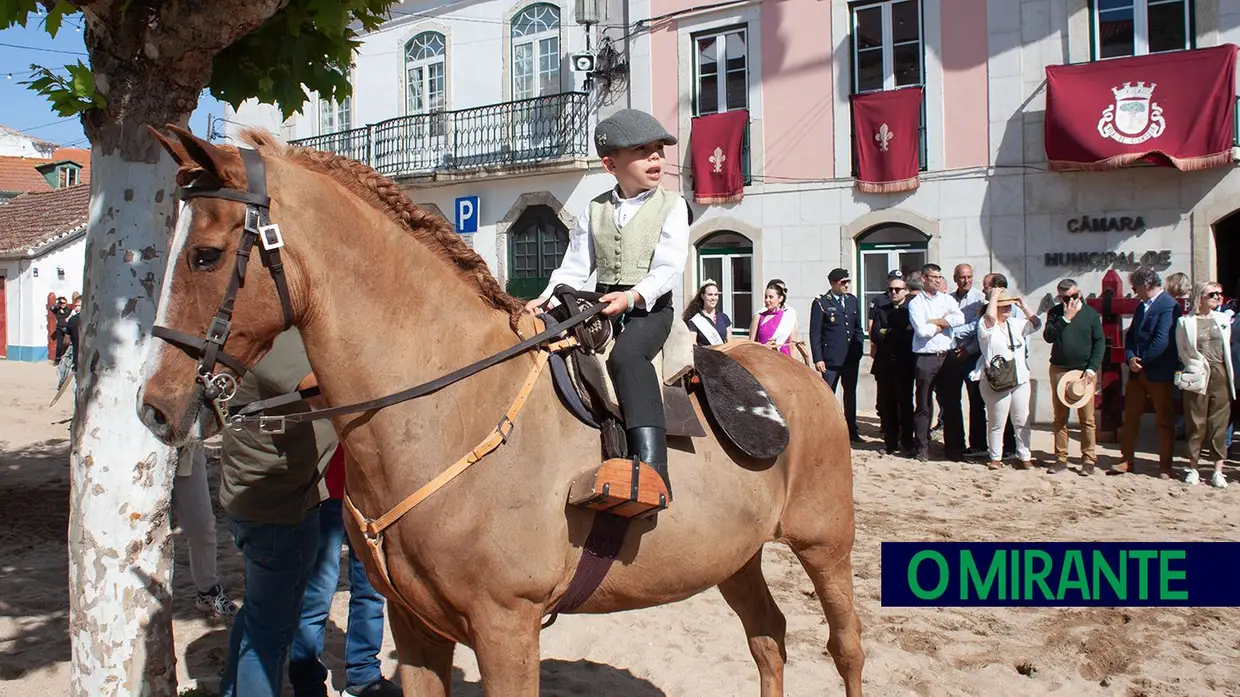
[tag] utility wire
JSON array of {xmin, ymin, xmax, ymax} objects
[{"xmin": 0, "ymin": 41, "xmax": 88, "ymax": 56}]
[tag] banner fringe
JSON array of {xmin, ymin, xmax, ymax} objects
[
  {"xmin": 1049, "ymin": 149, "xmax": 1235, "ymax": 172},
  {"xmin": 854, "ymin": 176, "xmax": 920, "ymax": 194},
  {"xmin": 693, "ymin": 192, "xmax": 745, "ymax": 204}
]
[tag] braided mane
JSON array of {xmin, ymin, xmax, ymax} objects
[{"xmin": 238, "ymin": 128, "xmax": 525, "ymax": 324}]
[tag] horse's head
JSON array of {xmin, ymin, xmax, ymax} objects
[{"xmin": 139, "ymin": 126, "xmax": 300, "ymax": 446}]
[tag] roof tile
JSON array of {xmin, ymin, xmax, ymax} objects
[
  {"xmin": 0, "ymin": 155, "xmax": 53, "ymax": 194},
  {"xmin": 0, "ymin": 184, "xmax": 91, "ymax": 256}
]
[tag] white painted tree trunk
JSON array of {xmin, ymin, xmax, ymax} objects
[{"xmin": 69, "ymin": 149, "xmax": 182, "ymax": 697}]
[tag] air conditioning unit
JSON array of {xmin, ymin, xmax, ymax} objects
[{"xmin": 570, "ymin": 51, "xmax": 597, "ymax": 73}]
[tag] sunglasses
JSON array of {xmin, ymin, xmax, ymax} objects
[
  {"xmin": 887, "ymin": 287, "xmax": 907, "ymax": 293},
  {"xmin": 1207, "ymin": 291, "xmax": 1223, "ymax": 299},
  {"xmin": 1060, "ymin": 293, "xmax": 1080, "ymax": 301}
]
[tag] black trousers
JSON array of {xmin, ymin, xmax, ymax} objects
[
  {"xmin": 914, "ymin": 353, "xmax": 965, "ymax": 456},
  {"xmin": 823, "ymin": 348, "xmax": 862, "ymax": 437},
  {"xmin": 602, "ymin": 289, "xmax": 673, "ymax": 430},
  {"xmin": 877, "ymin": 368, "xmax": 914, "ymax": 450}
]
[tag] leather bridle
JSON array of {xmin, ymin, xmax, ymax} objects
[
  {"xmin": 150, "ymin": 147, "xmax": 294, "ymax": 423},
  {"xmin": 149, "ymin": 146, "xmax": 608, "ymax": 436}
]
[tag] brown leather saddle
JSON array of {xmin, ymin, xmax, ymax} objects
[{"xmin": 544, "ymin": 285, "xmax": 791, "ymax": 465}]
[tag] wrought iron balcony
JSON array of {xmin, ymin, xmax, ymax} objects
[{"xmin": 290, "ymin": 92, "xmax": 591, "ymax": 178}]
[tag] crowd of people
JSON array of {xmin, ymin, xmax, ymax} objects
[{"xmin": 684, "ymin": 264, "xmax": 1238, "ymax": 487}]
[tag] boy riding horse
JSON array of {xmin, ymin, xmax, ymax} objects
[{"xmin": 524, "ymin": 109, "xmax": 690, "ymax": 500}]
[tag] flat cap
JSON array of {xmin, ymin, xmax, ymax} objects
[{"xmin": 594, "ymin": 109, "xmax": 677, "ymax": 156}]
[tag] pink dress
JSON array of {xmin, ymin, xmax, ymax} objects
[{"xmin": 755, "ymin": 309, "xmax": 792, "ymax": 356}]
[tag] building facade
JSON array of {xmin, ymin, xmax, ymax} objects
[
  {"xmin": 227, "ymin": 0, "xmax": 638, "ymax": 301},
  {"xmin": 230, "ymin": 0, "xmax": 1240, "ymax": 421},
  {"xmin": 641, "ymin": 0, "xmax": 1240, "ymax": 420}
]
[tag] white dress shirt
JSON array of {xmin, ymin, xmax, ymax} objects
[
  {"xmin": 949, "ymin": 287, "xmax": 986, "ymax": 351},
  {"xmin": 908, "ymin": 290, "xmax": 966, "ymax": 354},
  {"xmin": 536, "ymin": 187, "xmax": 691, "ymax": 309}
]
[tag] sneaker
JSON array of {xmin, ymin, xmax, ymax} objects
[
  {"xmin": 915, "ymin": 450, "xmax": 929, "ymax": 463},
  {"xmin": 1079, "ymin": 462, "xmax": 1096, "ymax": 476},
  {"xmin": 962, "ymin": 447, "xmax": 988, "ymax": 459},
  {"xmin": 195, "ymin": 585, "xmax": 238, "ymax": 617},
  {"xmin": 1185, "ymin": 469, "xmax": 1200, "ymax": 486},
  {"xmin": 1048, "ymin": 461, "xmax": 1068, "ymax": 475},
  {"xmin": 344, "ymin": 677, "xmax": 402, "ymax": 697},
  {"xmin": 1212, "ymin": 471, "xmax": 1228, "ymax": 489}
]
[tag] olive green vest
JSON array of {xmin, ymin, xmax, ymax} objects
[{"xmin": 589, "ymin": 187, "xmax": 677, "ymax": 286}]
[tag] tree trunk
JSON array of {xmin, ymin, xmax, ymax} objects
[
  {"xmin": 68, "ymin": 140, "xmax": 184, "ymax": 697},
  {"xmin": 65, "ymin": 3, "xmax": 291, "ymax": 694}
]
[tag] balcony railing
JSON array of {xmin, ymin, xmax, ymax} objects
[{"xmin": 291, "ymin": 92, "xmax": 591, "ymax": 178}]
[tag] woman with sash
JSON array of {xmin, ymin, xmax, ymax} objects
[
  {"xmin": 683, "ymin": 280, "xmax": 732, "ymax": 346},
  {"xmin": 751, "ymin": 280, "xmax": 800, "ymax": 358}
]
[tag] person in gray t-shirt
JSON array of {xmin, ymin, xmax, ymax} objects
[{"xmin": 218, "ymin": 328, "xmax": 334, "ymax": 697}]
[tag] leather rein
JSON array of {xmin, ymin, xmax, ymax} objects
[{"xmin": 150, "ymin": 146, "xmax": 605, "ymax": 436}]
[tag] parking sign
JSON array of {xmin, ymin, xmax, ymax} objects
[{"xmin": 455, "ymin": 196, "xmax": 479, "ymax": 234}]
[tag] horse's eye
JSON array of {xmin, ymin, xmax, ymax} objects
[{"xmin": 192, "ymin": 247, "xmax": 224, "ymax": 271}]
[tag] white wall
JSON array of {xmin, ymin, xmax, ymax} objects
[
  {"xmin": 0, "ymin": 130, "xmax": 57, "ymax": 159},
  {"xmin": 2, "ymin": 236, "xmax": 86, "ymax": 360}
]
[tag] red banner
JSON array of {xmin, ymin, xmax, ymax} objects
[
  {"xmin": 690, "ymin": 109, "xmax": 748, "ymax": 204},
  {"xmin": 1045, "ymin": 45, "xmax": 1237, "ymax": 171},
  {"xmin": 850, "ymin": 88, "xmax": 922, "ymax": 193}
]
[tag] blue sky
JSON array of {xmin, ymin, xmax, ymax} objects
[{"xmin": 1, "ymin": 16, "xmax": 224, "ymax": 149}]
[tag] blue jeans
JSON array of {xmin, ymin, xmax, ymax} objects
[
  {"xmin": 219, "ymin": 509, "xmax": 322, "ymax": 697},
  {"xmin": 288, "ymin": 498, "xmax": 386, "ymax": 695}
]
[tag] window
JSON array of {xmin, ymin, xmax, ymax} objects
[
  {"xmin": 406, "ymin": 31, "xmax": 448, "ymax": 138},
  {"xmin": 855, "ymin": 225, "xmax": 928, "ymax": 337},
  {"xmin": 850, "ymin": 0, "xmax": 926, "ymax": 172},
  {"xmin": 506, "ymin": 205, "xmax": 569, "ymax": 300},
  {"xmin": 851, "ymin": 0, "xmax": 922, "ymax": 93},
  {"xmin": 318, "ymin": 94, "xmax": 353, "ymax": 134},
  {"xmin": 693, "ymin": 27, "xmax": 748, "ymax": 115},
  {"xmin": 406, "ymin": 32, "xmax": 447, "ymax": 117},
  {"xmin": 693, "ymin": 26, "xmax": 751, "ymax": 185},
  {"xmin": 511, "ymin": 4, "xmax": 561, "ymax": 100},
  {"xmin": 696, "ymin": 231, "xmax": 754, "ymax": 335},
  {"xmin": 1092, "ymin": 0, "xmax": 1193, "ymax": 60},
  {"xmin": 58, "ymin": 166, "xmax": 79, "ymax": 188}
]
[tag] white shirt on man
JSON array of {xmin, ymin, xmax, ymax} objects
[
  {"xmin": 908, "ymin": 290, "xmax": 966, "ymax": 354},
  {"xmin": 536, "ymin": 187, "xmax": 691, "ymax": 309}
]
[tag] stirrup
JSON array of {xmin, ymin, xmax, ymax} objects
[{"xmin": 568, "ymin": 456, "xmax": 669, "ymax": 518}]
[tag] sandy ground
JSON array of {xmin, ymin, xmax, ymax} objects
[{"xmin": 2, "ymin": 358, "xmax": 1239, "ymax": 696}]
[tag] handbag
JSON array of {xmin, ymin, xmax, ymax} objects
[
  {"xmin": 1175, "ymin": 370, "xmax": 1206, "ymax": 393},
  {"xmin": 984, "ymin": 320, "xmax": 1019, "ymax": 392}
]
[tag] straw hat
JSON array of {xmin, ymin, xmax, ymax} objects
[
  {"xmin": 1055, "ymin": 369, "xmax": 1096, "ymax": 410},
  {"xmin": 995, "ymin": 289, "xmax": 1020, "ymax": 306}
]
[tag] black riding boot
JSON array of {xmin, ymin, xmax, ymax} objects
[{"xmin": 627, "ymin": 426, "xmax": 671, "ymax": 501}]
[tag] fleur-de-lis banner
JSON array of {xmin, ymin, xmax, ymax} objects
[
  {"xmin": 690, "ymin": 109, "xmax": 749, "ymax": 204},
  {"xmin": 850, "ymin": 87, "xmax": 923, "ymax": 194},
  {"xmin": 1045, "ymin": 44, "xmax": 1236, "ymax": 172}
]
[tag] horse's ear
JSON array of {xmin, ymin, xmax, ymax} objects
[
  {"xmin": 166, "ymin": 124, "xmax": 237, "ymax": 185},
  {"xmin": 148, "ymin": 125, "xmax": 193, "ymax": 168}
]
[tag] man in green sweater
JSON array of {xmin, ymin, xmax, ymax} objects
[{"xmin": 1042, "ymin": 278, "xmax": 1106, "ymax": 475}]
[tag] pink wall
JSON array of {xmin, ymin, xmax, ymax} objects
[
  {"xmin": 940, "ymin": 0, "xmax": 990, "ymax": 169},
  {"xmin": 759, "ymin": 0, "xmax": 834, "ymax": 180},
  {"xmin": 648, "ymin": 0, "xmax": 836, "ymax": 186},
  {"xmin": 650, "ymin": 19, "xmax": 682, "ymax": 191}
]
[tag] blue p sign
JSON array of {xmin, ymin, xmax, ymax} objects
[{"xmin": 455, "ymin": 196, "xmax": 479, "ymax": 234}]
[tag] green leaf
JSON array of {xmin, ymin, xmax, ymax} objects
[
  {"xmin": 42, "ymin": 0, "xmax": 77, "ymax": 38},
  {"xmin": 0, "ymin": 0, "xmax": 40, "ymax": 30},
  {"xmin": 21, "ymin": 60, "xmax": 105, "ymax": 117}
]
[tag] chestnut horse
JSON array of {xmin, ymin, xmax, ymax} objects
[{"xmin": 137, "ymin": 126, "xmax": 863, "ymax": 697}]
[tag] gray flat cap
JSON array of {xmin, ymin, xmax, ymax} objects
[{"xmin": 594, "ymin": 109, "xmax": 677, "ymax": 156}]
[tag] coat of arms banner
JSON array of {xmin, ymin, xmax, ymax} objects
[
  {"xmin": 850, "ymin": 87, "xmax": 923, "ymax": 194},
  {"xmin": 1045, "ymin": 44, "xmax": 1237, "ymax": 172},
  {"xmin": 690, "ymin": 110, "xmax": 749, "ymax": 204}
]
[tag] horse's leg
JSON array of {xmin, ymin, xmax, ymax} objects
[
  {"xmin": 717, "ymin": 547, "xmax": 787, "ymax": 697},
  {"xmin": 470, "ymin": 603, "xmax": 542, "ymax": 696},
  {"xmin": 388, "ymin": 603, "xmax": 456, "ymax": 697},
  {"xmin": 791, "ymin": 543, "xmax": 864, "ymax": 697}
]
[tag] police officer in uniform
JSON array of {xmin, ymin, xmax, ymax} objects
[{"xmin": 810, "ymin": 267, "xmax": 864, "ymax": 442}]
